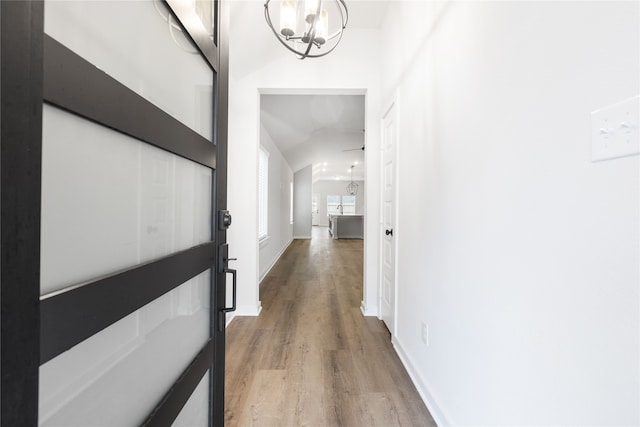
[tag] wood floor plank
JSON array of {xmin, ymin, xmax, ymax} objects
[
  {"xmin": 225, "ymin": 227, "xmax": 436, "ymax": 426},
  {"xmin": 236, "ymin": 369, "xmax": 289, "ymax": 426},
  {"xmin": 357, "ymin": 392, "xmax": 402, "ymax": 426},
  {"xmin": 281, "ymin": 343, "xmax": 326, "ymax": 426}
]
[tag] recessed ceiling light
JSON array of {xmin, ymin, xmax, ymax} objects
[
  {"xmin": 323, "ymin": 162, "xmax": 328, "ymax": 166},
  {"xmin": 354, "ymin": 161, "xmax": 359, "ymax": 165},
  {"xmin": 322, "ymin": 168, "xmax": 326, "ymax": 172}
]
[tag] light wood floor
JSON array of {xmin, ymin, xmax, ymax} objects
[{"xmin": 225, "ymin": 227, "xmax": 436, "ymax": 426}]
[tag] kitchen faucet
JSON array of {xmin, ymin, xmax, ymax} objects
[{"xmin": 337, "ymin": 204, "xmax": 343, "ymax": 215}]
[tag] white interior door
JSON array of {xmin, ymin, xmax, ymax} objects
[{"xmin": 381, "ymin": 102, "xmax": 397, "ymax": 334}]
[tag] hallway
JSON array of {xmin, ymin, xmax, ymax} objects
[{"xmin": 225, "ymin": 227, "xmax": 436, "ymax": 426}]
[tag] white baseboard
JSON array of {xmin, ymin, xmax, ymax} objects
[
  {"xmin": 392, "ymin": 336, "xmax": 452, "ymax": 426},
  {"xmin": 259, "ymin": 238, "xmax": 293, "ymax": 283},
  {"xmin": 293, "ymin": 235, "xmax": 311, "ymax": 239},
  {"xmin": 225, "ymin": 302, "xmax": 262, "ymax": 327},
  {"xmin": 360, "ymin": 301, "xmax": 378, "ymax": 316}
]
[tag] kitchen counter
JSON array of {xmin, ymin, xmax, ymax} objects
[{"xmin": 328, "ymin": 214, "xmax": 364, "ymax": 239}]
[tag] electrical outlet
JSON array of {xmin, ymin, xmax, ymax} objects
[
  {"xmin": 591, "ymin": 96, "xmax": 640, "ymax": 162},
  {"xmin": 421, "ymin": 322, "xmax": 429, "ymax": 346}
]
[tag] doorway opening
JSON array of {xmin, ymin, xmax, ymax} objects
[{"xmin": 257, "ymin": 92, "xmax": 366, "ymax": 298}]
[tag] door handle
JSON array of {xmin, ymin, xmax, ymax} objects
[
  {"xmin": 218, "ymin": 243, "xmax": 237, "ymax": 330},
  {"xmin": 385, "ymin": 229, "xmax": 393, "ymax": 236},
  {"xmin": 218, "ymin": 263, "xmax": 237, "ymax": 331},
  {"xmin": 222, "ymin": 267, "xmax": 237, "ymax": 313}
]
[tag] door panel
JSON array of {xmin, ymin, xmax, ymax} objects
[
  {"xmin": 141, "ymin": 147, "xmax": 175, "ymax": 260},
  {"xmin": 1, "ymin": 0, "xmax": 228, "ymax": 424},
  {"xmin": 39, "ymin": 270, "xmax": 211, "ymax": 425},
  {"xmin": 173, "ymin": 369, "xmax": 210, "ymax": 427},
  {"xmin": 43, "ymin": 0, "xmax": 214, "ymax": 140},
  {"xmin": 40, "ymin": 105, "xmax": 139, "ymax": 294},
  {"xmin": 37, "ymin": 0, "xmax": 225, "ymax": 425},
  {"xmin": 381, "ymin": 102, "xmax": 397, "ymax": 334},
  {"xmin": 41, "ymin": 105, "xmax": 213, "ymax": 294}
]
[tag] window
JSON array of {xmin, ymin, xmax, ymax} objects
[
  {"xmin": 290, "ymin": 181, "xmax": 294, "ymax": 224},
  {"xmin": 311, "ymin": 194, "xmax": 318, "ymax": 218},
  {"xmin": 327, "ymin": 195, "xmax": 341, "ymax": 214},
  {"xmin": 341, "ymin": 195, "xmax": 356, "ymax": 214},
  {"xmin": 327, "ymin": 195, "xmax": 356, "ymax": 215},
  {"xmin": 258, "ymin": 146, "xmax": 269, "ymax": 240}
]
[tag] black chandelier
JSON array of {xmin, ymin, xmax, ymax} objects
[
  {"xmin": 264, "ymin": 0, "xmax": 349, "ymax": 59},
  {"xmin": 346, "ymin": 164, "xmax": 358, "ymax": 195}
]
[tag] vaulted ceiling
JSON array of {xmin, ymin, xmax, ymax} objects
[{"xmin": 260, "ymin": 94, "xmax": 366, "ymax": 181}]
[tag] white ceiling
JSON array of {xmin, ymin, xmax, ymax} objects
[
  {"xmin": 260, "ymin": 94, "xmax": 366, "ymax": 181},
  {"xmin": 230, "ymin": 0, "xmax": 390, "ymax": 30},
  {"xmin": 338, "ymin": 0, "xmax": 390, "ymax": 30}
]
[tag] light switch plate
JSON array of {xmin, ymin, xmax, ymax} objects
[{"xmin": 591, "ymin": 95, "xmax": 640, "ymax": 162}]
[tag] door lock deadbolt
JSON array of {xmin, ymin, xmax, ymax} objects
[{"xmin": 218, "ymin": 210, "xmax": 232, "ymax": 230}]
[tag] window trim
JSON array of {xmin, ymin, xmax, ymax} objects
[{"xmin": 290, "ymin": 180, "xmax": 294, "ymax": 225}]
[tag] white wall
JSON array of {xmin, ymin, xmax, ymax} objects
[
  {"xmin": 259, "ymin": 124, "xmax": 293, "ymax": 281},
  {"xmin": 227, "ymin": 1, "xmax": 382, "ymax": 318},
  {"xmin": 293, "ymin": 165, "xmax": 313, "ymax": 238},
  {"xmin": 381, "ymin": 1, "xmax": 640, "ymax": 425},
  {"xmin": 313, "ymin": 180, "xmax": 365, "ymax": 226}
]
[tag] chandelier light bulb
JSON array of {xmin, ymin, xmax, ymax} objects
[
  {"xmin": 314, "ymin": 9, "xmax": 328, "ymax": 45},
  {"xmin": 304, "ymin": 0, "xmax": 320, "ymax": 22},
  {"xmin": 280, "ymin": 0, "xmax": 297, "ymax": 37}
]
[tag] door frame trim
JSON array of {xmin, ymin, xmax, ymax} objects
[
  {"xmin": 0, "ymin": 2, "xmax": 44, "ymax": 424},
  {"xmin": 211, "ymin": 0, "xmax": 230, "ymax": 422},
  {"xmin": 166, "ymin": 0, "xmax": 219, "ymax": 71},
  {"xmin": 379, "ymin": 93, "xmax": 400, "ymax": 337}
]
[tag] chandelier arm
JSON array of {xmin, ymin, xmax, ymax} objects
[
  {"xmin": 301, "ymin": 29, "xmax": 315, "ymax": 59},
  {"xmin": 299, "ymin": 0, "xmax": 323, "ymax": 59},
  {"xmin": 296, "ymin": 25, "xmax": 345, "ymax": 58}
]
